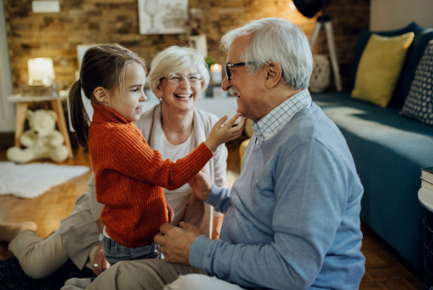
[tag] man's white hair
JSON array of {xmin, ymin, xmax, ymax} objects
[
  {"xmin": 221, "ymin": 18, "xmax": 313, "ymax": 90},
  {"xmin": 147, "ymin": 46, "xmax": 210, "ymax": 93}
]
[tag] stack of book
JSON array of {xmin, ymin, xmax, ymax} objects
[{"xmin": 421, "ymin": 167, "xmax": 433, "ymax": 193}]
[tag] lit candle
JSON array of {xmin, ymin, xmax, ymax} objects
[{"xmin": 210, "ymin": 63, "xmax": 222, "ymax": 83}]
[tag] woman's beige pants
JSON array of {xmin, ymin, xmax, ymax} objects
[
  {"xmin": 8, "ymin": 230, "xmax": 98, "ymax": 279},
  {"xmin": 86, "ymin": 259, "xmax": 245, "ymax": 290}
]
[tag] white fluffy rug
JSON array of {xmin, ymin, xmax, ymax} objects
[{"xmin": 0, "ymin": 162, "xmax": 90, "ymax": 198}]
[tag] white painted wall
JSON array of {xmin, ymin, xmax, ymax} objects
[
  {"xmin": 0, "ymin": 0, "xmax": 15, "ymax": 132},
  {"xmin": 370, "ymin": 0, "xmax": 433, "ymax": 31}
]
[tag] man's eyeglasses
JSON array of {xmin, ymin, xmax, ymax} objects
[
  {"xmin": 225, "ymin": 62, "xmax": 255, "ymax": 80},
  {"xmin": 163, "ymin": 73, "xmax": 203, "ymax": 85}
]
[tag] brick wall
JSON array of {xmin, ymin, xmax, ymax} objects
[{"xmin": 4, "ymin": 0, "xmax": 369, "ymax": 93}]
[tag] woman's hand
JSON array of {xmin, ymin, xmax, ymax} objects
[
  {"xmin": 205, "ymin": 114, "xmax": 246, "ymax": 152},
  {"xmin": 92, "ymin": 242, "xmax": 110, "ymax": 276},
  {"xmin": 212, "ymin": 215, "xmax": 224, "ymax": 240},
  {"xmin": 166, "ymin": 199, "xmax": 174, "ymax": 222}
]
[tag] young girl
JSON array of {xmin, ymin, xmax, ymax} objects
[{"xmin": 68, "ymin": 44, "xmax": 244, "ymax": 265}]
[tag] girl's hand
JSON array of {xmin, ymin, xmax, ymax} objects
[
  {"xmin": 92, "ymin": 242, "xmax": 110, "ymax": 276},
  {"xmin": 205, "ymin": 114, "xmax": 246, "ymax": 152}
]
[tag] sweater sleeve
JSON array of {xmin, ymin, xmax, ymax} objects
[
  {"xmin": 206, "ymin": 184, "xmax": 232, "ymax": 214},
  {"xmin": 189, "ymin": 141, "xmax": 355, "ymax": 289},
  {"xmin": 109, "ymin": 127, "xmax": 214, "ymax": 190}
]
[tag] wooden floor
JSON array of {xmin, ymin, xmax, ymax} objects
[{"xmin": 0, "ymin": 137, "xmax": 425, "ymax": 289}]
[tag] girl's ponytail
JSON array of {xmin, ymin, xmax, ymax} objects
[{"xmin": 68, "ymin": 80, "xmax": 90, "ymax": 148}]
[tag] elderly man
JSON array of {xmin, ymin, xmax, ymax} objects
[{"xmin": 79, "ymin": 17, "xmax": 365, "ymax": 290}]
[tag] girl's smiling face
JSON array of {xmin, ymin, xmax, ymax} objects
[
  {"xmin": 155, "ymin": 68, "xmax": 202, "ymax": 113},
  {"xmin": 109, "ymin": 61, "xmax": 147, "ymax": 122}
]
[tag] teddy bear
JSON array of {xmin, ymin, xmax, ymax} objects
[{"xmin": 7, "ymin": 109, "xmax": 69, "ymax": 163}]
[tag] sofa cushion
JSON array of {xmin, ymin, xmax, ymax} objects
[
  {"xmin": 351, "ymin": 22, "xmax": 417, "ymax": 91},
  {"xmin": 312, "ymin": 92, "xmax": 433, "ymax": 270},
  {"xmin": 312, "ymin": 93, "xmax": 433, "ymax": 163},
  {"xmin": 351, "ymin": 33, "xmax": 414, "ymax": 108},
  {"xmin": 400, "ymin": 40, "xmax": 433, "ymax": 126},
  {"xmin": 351, "ymin": 22, "xmax": 433, "ymax": 108},
  {"xmin": 390, "ymin": 25, "xmax": 433, "ymax": 107}
]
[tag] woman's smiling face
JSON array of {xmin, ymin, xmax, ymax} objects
[{"xmin": 156, "ymin": 68, "xmax": 202, "ymax": 113}]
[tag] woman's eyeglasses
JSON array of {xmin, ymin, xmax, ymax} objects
[{"xmin": 164, "ymin": 73, "xmax": 203, "ymax": 85}]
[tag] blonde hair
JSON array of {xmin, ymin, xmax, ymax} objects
[{"xmin": 147, "ymin": 46, "xmax": 210, "ymax": 94}]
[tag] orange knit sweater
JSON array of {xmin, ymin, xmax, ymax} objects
[{"xmin": 88, "ymin": 103, "xmax": 213, "ymax": 248}]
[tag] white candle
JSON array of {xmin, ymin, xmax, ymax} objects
[{"xmin": 210, "ymin": 63, "xmax": 222, "ymax": 83}]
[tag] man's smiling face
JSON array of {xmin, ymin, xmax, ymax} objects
[{"xmin": 222, "ymin": 36, "xmax": 265, "ymax": 121}]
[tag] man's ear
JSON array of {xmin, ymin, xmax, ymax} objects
[
  {"xmin": 93, "ymin": 87, "xmax": 109, "ymax": 103},
  {"xmin": 263, "ymin": 62, "xmax": 283, "ymax": 89}
]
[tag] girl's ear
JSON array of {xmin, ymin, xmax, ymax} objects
[{"xmin": 93, "ymin": 87, "xmax": 109, "ymax": 103}]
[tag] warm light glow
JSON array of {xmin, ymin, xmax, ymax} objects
[
  {"xmin": 289, "ymin": 0, "xmax": 296, "ymax": 11},
  {"xmin": 210, "ymin": 63, "xmax": 222, "ymax": 72},
  {"xmin": 28, "ymin": 58, "xmax": 55, "ymax": 86},
  {"xmin": 210, "ymin": 63, "xmax": 222, "ymax": 83}
]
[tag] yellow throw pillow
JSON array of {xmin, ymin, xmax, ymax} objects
[{"xmin": 351, "ymin": 32, "xmax": 414, "ymax": 108}]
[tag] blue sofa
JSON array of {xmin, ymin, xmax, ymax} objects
[{"xmin": 311, "ymin": 23, "xmax": 433, "ymax": 271}]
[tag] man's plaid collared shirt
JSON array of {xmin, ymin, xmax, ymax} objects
[{"xmin": 251, "ymin": 89, "xmax": 312, "ymax": 145}]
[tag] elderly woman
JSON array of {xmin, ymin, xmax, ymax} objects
[
  {"xmin": 0, "ymin": 46, "xmax": 227, "ymax": 281},
  {"xmin": 137, "ymin": 46, "xmax": 227, "ymax": 237}
]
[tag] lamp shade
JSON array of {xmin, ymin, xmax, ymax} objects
[
  {"xmin": 28, "ymin": 58, "xmax": 55, "ymax": 86},
  {"xmin": 293, "ymin": 0, "xmax": 323, "ymax": 18}
]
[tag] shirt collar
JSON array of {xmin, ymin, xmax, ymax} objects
[{"xmin": 251, "ymin": 89, "xmax": 311, "ymax": 145}]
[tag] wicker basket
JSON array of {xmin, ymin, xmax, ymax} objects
[{"xmin": 309, "ymin": 54, "xmax": 330, "ymax": 93}]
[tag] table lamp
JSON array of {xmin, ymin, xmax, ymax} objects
[
  {"xmin": 20, "ymin": 58, "xmax": 58, "ymax": 96},
  {"xmin": 28, "ymin": 58, "xmax": 55, "ymax": 86}
]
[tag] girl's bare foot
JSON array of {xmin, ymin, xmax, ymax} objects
[{"xmin": 0, "ymin": 221, "xmax": 37, "ymax": 242}]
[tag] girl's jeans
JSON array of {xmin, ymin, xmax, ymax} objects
[{"xmin": 102, "ymin": 236, "xmax": 161, "ymax": 265}]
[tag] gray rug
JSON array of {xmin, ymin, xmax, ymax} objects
[{"xmin": 0, "ymin": 257, "xmax": 94, "ymax": 290}]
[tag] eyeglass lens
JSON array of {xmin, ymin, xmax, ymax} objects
[
  {"xmin": 167, "ymin": 73, "xmax": 202, "ymax": 84},
  {"xmin": 225, "ymin": 65, "xmax": 231, "ymax": 80}
]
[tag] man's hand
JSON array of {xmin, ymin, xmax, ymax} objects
[
  {"xmin": 188, "ymin": 170, "xmax": 213, "ymax": 201},
  {"xmin": 92, "ymin": 242, "xmax": 110, "ymax": 276},
  {"xmin": 154, "ymin": 222, "xmax": 201, "ymax": 265}
]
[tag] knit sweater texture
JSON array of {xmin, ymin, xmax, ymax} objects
[
  {"xmin": 190, "ymin": 102, "xmax": 365, "ymax": 289},
  {"xmin": 89, "ymin": 103, "xmax": 213, "ymax": 248}
]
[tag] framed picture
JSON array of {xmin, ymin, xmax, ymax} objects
[
  {"xmin": 138, "ymin": 0, "xmax": 188, "ymax": 35},
  {"xmin": 188, "ymin": 34, "xmax": 207, "ymax": 57},
  {"xmin": 76, "ymin": 44, "xmax": 97, "ymax": 68}
]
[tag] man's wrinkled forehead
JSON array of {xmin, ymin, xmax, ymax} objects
[{"xmin": 226, "ymin": 36, "xmax": 250, "ymax": 63}]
